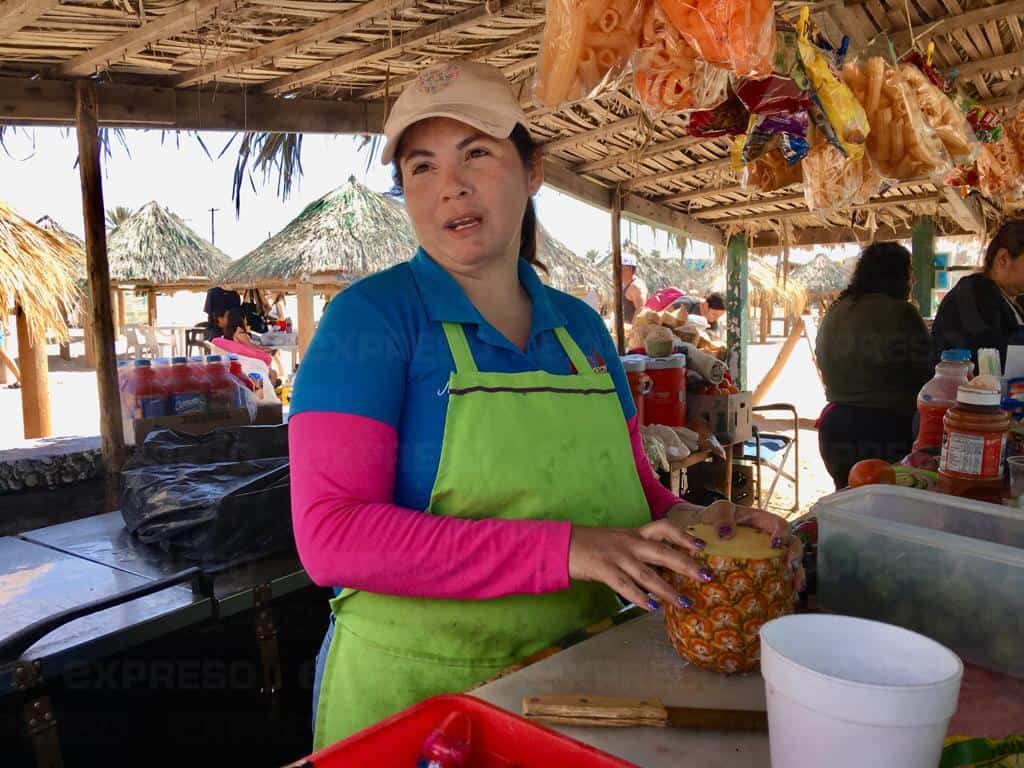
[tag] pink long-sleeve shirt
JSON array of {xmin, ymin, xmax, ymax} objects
[{"xmin": 289, "ymin": 412, "xmax": 678, "ymax": 599}]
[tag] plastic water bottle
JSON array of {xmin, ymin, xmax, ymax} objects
[
  {"xmin": 205, "ymin": 355, "xmax": 241, "ymax": 411},
  {"xmin": 167, "ymin": 356, "xmax": 208, "ymax": 415},
  {"xmin": 125, "ymin": 359, "xmax": 169, "ymax": 419}
]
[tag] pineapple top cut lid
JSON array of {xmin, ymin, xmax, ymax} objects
[{"xmin": 688, "ymin": 523, "xmax": 781, "ymax": 560}]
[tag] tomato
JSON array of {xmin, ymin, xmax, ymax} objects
[{"xmin": 847, "ymin": 459, "xmax": 896, "ymax": 488}]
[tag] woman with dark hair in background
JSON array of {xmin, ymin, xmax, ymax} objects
[
  {"xmin": 816, "ymin": 242, "xmax": 932, "ymax": 489},
  {"xmin": 931, "ymin": 219, "xmax": 1024, "ymax": 368}
]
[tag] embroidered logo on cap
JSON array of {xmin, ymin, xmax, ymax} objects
[{"xmin": 416, "ymin": 63, "xmax": 461, "ymax": 94}]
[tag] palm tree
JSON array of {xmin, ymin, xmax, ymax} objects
[
  {"xmin": 105, "ymin": 205, "xmax": 133, "ymax": 232},
  {"xmin": 584, "ymin": 248, "xmax": 600, "ymax": 262}
]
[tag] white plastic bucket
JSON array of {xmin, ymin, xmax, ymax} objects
[{"xmin": 760, "ymin": 614, "xmax": 963, "ymax": 768}]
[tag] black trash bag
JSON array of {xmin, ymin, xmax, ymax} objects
[
  {"xmin": 121, "ymin": 458, "xmax": 291, "ymax": 568},
  {"xmin": 128, "ymin": 424, "xmax": 289, "ymax": 468},
  {"xmin": 121, "ymin": 425, "xmax": 293, "ymax": 569}
]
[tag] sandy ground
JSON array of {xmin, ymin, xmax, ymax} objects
[{"xmin": 0, "ymin": 315, "xmax": 836, "ymax": 515}]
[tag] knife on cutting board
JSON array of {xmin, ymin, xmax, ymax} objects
[{"xmin": 522, "ymin": 694, "xmax": 768, "ymax": 732}]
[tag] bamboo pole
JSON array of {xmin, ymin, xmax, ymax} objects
[
  {"xmin": 15, "ymin": 303, "xmax": 51, "ymax": 438},
  {"xmin": 611, "ymin": 186, "xmax": 625, "ymax": 355},
  {"xmin": 752, "ymin": 316, "xmax": 804, "ymax": 406},
  {"xmin": 76, "ymin": 81, "xmax": 126, "ymax": 472},
  {"xmin": 147, "ymin": 288, "xmax": 157, "ymax": 326},
  {"xmin": 297, "ymin": 282, "xmax": 315, "ymax": 358}
]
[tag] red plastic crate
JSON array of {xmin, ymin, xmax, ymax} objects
[{"xmin": 304, "ymin": 694, "xmax": 636, "ymax": 767}]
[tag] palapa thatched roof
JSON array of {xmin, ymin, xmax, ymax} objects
[
  {"xmin": 791, "ymin": 253, "xmax": 849, "ymax": 296},
  {"xmin": 218, "ymin": 177, "xmax": 417, "ymax": 287},
  {"xmin": 536, "ymin": 224, "xmax": 610, "ymax": 299},
  {"xmin": 107, "ymin": 201, "xmax": 231, "ymax": 287},
  {"xmin": 0, "ymin": 201, "xmax": 82, "ymax": 340},
  {"xmin": 36, "ymin": 215, "xmax": 87, "ymax": 286}
]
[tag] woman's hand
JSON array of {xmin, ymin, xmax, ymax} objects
[
  {"xmin": 664, "ymin": 500, "xmax": 805, "ymax": 592},
  {"xmin": 568, "ymin": 524, "xmax": 710, "ymax": 612}
]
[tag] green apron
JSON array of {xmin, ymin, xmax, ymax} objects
[{"xmin": 313, "ymin": 322, "xmax": 649, "ymax": 748}]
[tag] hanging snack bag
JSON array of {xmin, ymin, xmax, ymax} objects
[
  {"xmin": 977, "ymin": 136, "xmax": 1024, "ymax": 201},
  {"xmin": 534, "ymin": 0, "xmax": 644, "ymax": 108},
  {"xmin": 795, "ymin": 10, "xmax": 869, "ymax": 162},
  {"xmin": 802, "ymin": 140, "xmax": 880, "ymax": 212},
  {"xmin": 735, "ymin": 112, "xmax": 809, "ymax": 165},
  {"xmin": 841, "ymin": 56, "xmax": 951, "ymax": 180},
  {"xmin": 900, "ymin": 60, "xmax": 979, "ymax": 167},
  {"xmin": 633, "ymin": 1, "xmax": 729, "ymax": 117},
  {"xmin": 656, "ymin": 0, "xmax": 776, "ymax": 77},
  {"xmin": 743, "ymin": 148, "xmax": 803, "ymax": 192},
  {"xmin": 680, "ymin": 88, "xmax": 750, "ymax": 137},
  {"xmin": 1005, "ymin": 103, "xmax": 1024, "ymax": 163}
]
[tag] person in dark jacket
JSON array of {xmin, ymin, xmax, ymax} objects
[
  {"xmin": 816, "ymin": 242, "xmax": 932, "ymax": 489},
  {"xmin": 931, "ymin": 219, "xmax": 1024, "ymax": 369}
]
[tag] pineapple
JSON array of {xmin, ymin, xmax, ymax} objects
[{"xmin": 662, "ymin": 523, "xmax": 796, "ymax": 675}]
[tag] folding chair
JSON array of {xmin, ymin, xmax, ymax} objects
[{"xmin": 734, "ymin": 403, "xmax": 800, "ymax": 513}]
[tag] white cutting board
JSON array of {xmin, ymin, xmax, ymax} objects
[{"xmin": 473, "ymin": 612, "xmax": 771, "ymax": 767}]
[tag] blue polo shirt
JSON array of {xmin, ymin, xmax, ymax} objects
[{"xmin": 289, "ymin": 248, "xmax": 635, "ymax": 511}]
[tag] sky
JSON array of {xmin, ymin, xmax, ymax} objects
[{"xmin": 0, "ymin": 127, "xmax": 697, "ymax": 261}]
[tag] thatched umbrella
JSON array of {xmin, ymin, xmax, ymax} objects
[
  {"xmin": 106, "ymin": 201, "xmax": 231, "ymax": 330},
  {"xmin": 791, "ymin": 253, "xmax": 849, "ymax": 309},
  {"xmin": 0, "ymin": 200, "xmax": 82, "ymax": 438},
  {"xmin": 218, "ymin": 176, "xmax": 417, "ymax": 289},
  {"xmin": 536, "ymin": 224, "xmax": 611, "ymax": 302}
]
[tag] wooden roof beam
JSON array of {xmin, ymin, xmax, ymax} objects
[
  {"xmin": 954, "ymin": 50, "xmax": 1024, "ymax": 81},
  {"xmin": 750, "ymin": 221, "xmax": 972, "ymax": 248},
  {"xmin": 941, "ymin": 187, "xmax": 985, "ymax": 234},
  {"xmin": 541, "ymin": 115, "xmax": 642, "ymax": 153},
  {"xmin": 170, "ymin": 0, "xmax": 418, "ymax": 88},
  {"xmin": 0, "ymin": 0, "xmax": 58, "ymax": 37},
  {"xmin": 621, "ymin": 156, "xmax": 732, "ymax": 191},
  {"xmin": 58, "ymin": 0, "xmax": 240, "ymax": 77},
  {"xmin": 573, "ymin": 135, "xmax": 711, "ymax": 174},
  {"xmin": 262, "ymin": 0, "xmax": 527, "ymax": 96},
  {"xmin": 354, "ymin": 27, "xmax": 543, "ymax": 101},
  {"xmin": 0, "ymin": 76, "xmax": 386, "ymax": 133},
  {"xmin": 889, "ymin": 0, "xmax": 1024, "ymax": 49},
  {"xmin": 542, "ymin": 159, "xmax": 724, "ymax": 245},
  {"xmin": 715, "ymin": 193, "xmax": 942, "ymax": 225}
]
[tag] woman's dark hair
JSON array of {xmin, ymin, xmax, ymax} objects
[
  {"xmin": 837, "ymin": 242, "xmax": 912, "ymax": 303},
  {"xmin": 391, "ymin": 123, "xmax": 545, "ymax": 271},
  {"xmin": 984, "ymin": 219, "xmax": 1024, "ymax": 274},
  {"xmin": 223, "ymin": 307, "xmax": 248, "ymax": 341},
  {"xmin": 706, "ymin": 292, "xmax": 725, "ymax": 310}
]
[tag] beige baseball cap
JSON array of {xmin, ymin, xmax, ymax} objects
[{"xmin": 381, "ymin": 60, "xmax": 530, "ymax": 165}]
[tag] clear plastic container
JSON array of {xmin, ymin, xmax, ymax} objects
[
  {"xmin": 914, "ymin": 349, "xmax": 973, "ymax": 451},
  {"xmin": 814, "ymin": 484, "xmax": 1024, "ymax": 678}
]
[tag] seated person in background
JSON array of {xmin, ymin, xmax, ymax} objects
[
  {"xmin": 670, "ymin": 292, "xmax": 726, "ymax": 336},
  {"xmin": 931, "ymin": 219, "xmax": 1024, "ymax": 370},
  {"xmin": 620, "ymin": 254, "xmax": 647, "ymax": 323},
  {"xmin": 203, "ymin": 287, "xmax": 241, "ymax": 340},
  {"xmin": 213, "ymin": 308, "xmax": 284, "ymax": 386},
  {"xmin": 816, "ymin": 243, "xmax": 931, "ymax": 490}
]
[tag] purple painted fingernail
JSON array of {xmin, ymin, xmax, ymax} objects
[
  {"xmin": 699, "ymin": 567, "xmax": 713, "ymax": 583},
  {"xmin": 693, "ymin": 537, "xmax": 707, "ymax": 550},
  {"xmin": 771, "ymin": 536, "xmax": 785, "ymax": 549},
  {"xmin": 677, "ymin": 594, "xmax": 693, "ymax": 609},
  {"xmin": 647, "ymin": 597, "xmax": 660, "ymax": 612},
  {"xmin": 718, "ymin": 525, "xmax": 732, "ymax": 538}
]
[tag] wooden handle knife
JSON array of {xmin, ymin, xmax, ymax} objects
[{"xmin": 522, "ymin": 694, "xmax": 768, "ymax": 732}]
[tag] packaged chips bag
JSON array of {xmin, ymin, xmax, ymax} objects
[
  {"xmin": 534, "ymin": 0, "xmax": 644, "ymax": 108},
  {"xmin": 900, "ymin": 57, "xmax": 979, "ymax": 167},
  {"xmin": 633, "ymin": 1, "xmax": 729, "ymax": 117},
  {"xmin": 656, "ymin": 0, "xmax": 776, "ymax": 77},
  {"xmin": 802, "ymin": 140, "xmax": 881, "ymax": 212}
]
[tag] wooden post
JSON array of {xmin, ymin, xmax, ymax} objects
[
  {"xmin": 297, "ymin": 282, "xmax": 315, "ymax": 358},
  {"xmin": 759, "ymin": 294, "xmax": 771, "ymax": 343},
  {"xmin": 15, "ymin": 304, "xmax": 52, "ymax": 438},
  {"xmin": 76, "ymin": 81, "xmax": 126, "ymax": 472},
  {"xmin": 0, "ymin": 311, "xmax": 9, "ymax": 386},
  {"xmin": 110, "ymin": 287, "xmax": 121, "ymax": 338},
  {"xmin": 912, "ymin": 216, "xmax": 935, "ymax": 317},
  {"xmin": 147, "ymin": 288, "xmax": 158, "ymax": 326},
  {"xmin": 117, "ymin": 288, "xmax": 127, "ymax": 335},
  {"xmin": 83, "ymin": 290, "xmax": 97, "ymax": 368},
  {"xmin": 611, "ymin": 188, "xmax": 625, "ymax": 355},
  {"xmin": 726, "ymin": 234, "xmax": 749, "ymax": 390}
]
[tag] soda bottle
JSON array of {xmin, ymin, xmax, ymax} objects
[
  {"xmin": 914, "ymin": 349, "xmax": 974, "ymax": 451},
  {"xmin": 152, "ymin": 357, "xmax": 171, "ymax": 386},
  {"xmin": 227, "ymin": 354, "xmax": 255, "ymax": 391},
  {"xmin": 167, "ymin": 356, "xmax": 208, "ymax": 415},
  {"xmin": 205, "ymin": 355, "xmax": 240, "ymax": 411},
  {"xmin": 127, "ymin": 359, "xmax": 169, "ymax": 419}
]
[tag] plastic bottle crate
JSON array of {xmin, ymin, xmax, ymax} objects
[{"xmin": 303, "ymin": 694, "xmax": 635, "ymax": 767}]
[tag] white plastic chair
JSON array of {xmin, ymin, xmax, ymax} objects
[
  {"xmin": 125, "ymin": 325, "xmax": 149, "ymax": 358},
  {"xmin": 141, "ymin": 325, "xmax": 174, "ymax": 358}
]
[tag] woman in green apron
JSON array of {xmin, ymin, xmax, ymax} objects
[{"xmin": 288, "ymin": 60, "xmax": 803, "ymax": 749}]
